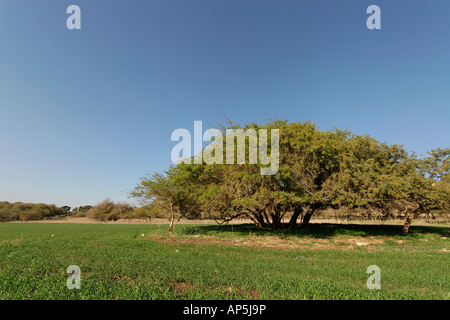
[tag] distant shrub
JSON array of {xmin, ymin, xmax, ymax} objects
[
  {"xmin": 72, "ymin": 211, "xmax": 87, "ymax": 217},
  {"xmin": 87, "ymin": 199, "xmax": 133, "ymax": 221},
  {"xmin": 71, "ymin": 205, "xmax": 93, "ymax": 217},
  {"xmin": 128, "ymin": 204, "xmax": 167, "ymax": 219}
]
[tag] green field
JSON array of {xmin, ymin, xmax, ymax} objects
[{"xmin": 0, "ymin": 222, "xmax": 448, "ymax": 300}]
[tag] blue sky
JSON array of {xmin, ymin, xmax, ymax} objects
[{"xmin": 0, "ymin": 0, "xmax": 449, "ymax": 207}]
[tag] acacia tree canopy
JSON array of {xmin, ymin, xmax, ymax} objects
[{"xmin": 131, "ymin": 120, "xmax": 449, "ymax": 232}]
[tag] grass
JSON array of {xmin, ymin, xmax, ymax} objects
[{"xmin": 0, "ymin": 222, "xmax": 448, "ymax": 300}]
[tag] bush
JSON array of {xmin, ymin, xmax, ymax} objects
[
  {"xmin": 87, "ymin": 199, "xmax": 134, "ymax": 221},
  {"xmin": 130, "ymin": 204, "xmax": 167, "ymax": 219},
  {"xmin": 71, "ymin": 205, "xmax": 93, "ymax": 217}
]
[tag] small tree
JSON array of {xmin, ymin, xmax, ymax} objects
[{"xmin": 130, "ymin": 167, "xmax": 201, "ymax": 235}]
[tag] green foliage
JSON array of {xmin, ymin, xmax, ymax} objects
[
  {"xmin": 0, "ymin": 202, "xmax": 64, "ymax": 222},
  {"xmin": 125, "ymin": 204, "xmax": 167, "ymax": 219},
  {"xmin": 130, "ymin": 168, "xmax": 202, "ymax": 220},
  {"xmin": 418, "ymin": 148, "xmax": 450, "ymax": 183},
  {"xmin": 60, "ymin": 206, "xmax": 71, "ymax": 215},
  {"xmin": 72, "ymin": 205, "xmax": 93, "ymax": 217}
]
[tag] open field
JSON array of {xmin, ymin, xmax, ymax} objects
[{"xmin": 0, "ymin": 222, "xmax": 449, "ymax": 300}]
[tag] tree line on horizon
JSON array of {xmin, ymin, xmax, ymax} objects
[
  {"xmin": 130, "ymin": 120, "xmax": 449, "ymax": 234},
  {"xmin": 0, "ymin": 202, "xmax": 97, "ymax": 222},
  {"xmin": 0, "ymin": 202, "xmax": 65, "ymax": 222},
  {"xmin": 0, "ymin": 200, "xmax": 164, "ymax": 222}
]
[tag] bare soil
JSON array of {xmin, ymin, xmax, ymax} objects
[{"xmin": 146, "ymin": 233, "xmax": 400, "ymax": 251}]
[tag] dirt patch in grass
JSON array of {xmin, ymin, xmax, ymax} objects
[
  {"xmin": 222, "ymin": 285, "xmax": 261, "ymax": 299},
  {"xmin": 147, "ymin": 234, "xmax": 392, "ymax": 251},
  {"xmin": 111, "ymin": 273, "xmax": 134, "ymax": 283},
  {"xmin": 168, "ymin": 281, "xmax": 260, "ymax": 299},
  {"xmin": 0, "ymin": 237, "xmax": 23, "ymax": 247},
  {"xmin": 169, "ymin": 281, "xmax": 198, "ymax": 295}
]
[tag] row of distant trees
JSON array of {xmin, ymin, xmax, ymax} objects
[
  {"xmin": 72, "ymin": 200, "xmax": 169, "ymax": 221},
  {"xmin": 59, "ymin": 205, "xmax": 93, "ymax": 215},
  {"xmin": 0, "ymin": 200, "xmax": 165, "ymax": 222},
  {"xmin": 0, "ymin": 202, "xmax": 99, "ymax": 222},
  {"xmin": 0, "ymin": 202, "xmax": 65, "ymax": 221},
  {"xmin": 130, "ymin": 120, "xmax": 449, "ymax": 234}
]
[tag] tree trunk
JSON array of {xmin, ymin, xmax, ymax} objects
[
  {"xmin": 257, "ymin": 215, "xmax": 267, "ymax": 228},
  {"xmin": 249, "ymin": 212, "xmax": 265, "ymax": 228},
  {"xmin": 169, "ymin": 213, "xmax": 175, "ymax": 236},
  {"xmin": 300, "ymin": 210, "xmax": 313, "ymax": 228},
  {"xmin": 249, "ymin": 216, "xmax": 261, "ymax": 228},
  {"xmin": 288, "ymin": 207, "xmax": 303, "ymax": 230},
  {"xmin": 402, "ymin": 209, "xmax": 419, "ymax": 234},
  {"xmin": 262, "ymin": 210, "xmax": 271, "ymax": 227},
  {"xmin": 270, "ymin": 214, "xmax": 277, "ymax": 230}
]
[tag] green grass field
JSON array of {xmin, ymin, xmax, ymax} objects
[{"xmin": 0, "ymin": 222, "xmax": 448, "ymax": 300}]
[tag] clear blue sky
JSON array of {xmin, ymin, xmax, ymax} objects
[{"xmin": 0, "ymin": 0, "xmax": 449, "ymax": 208}]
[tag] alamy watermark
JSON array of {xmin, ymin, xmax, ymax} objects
[
  {"xmin": 66, "ymin": 265, "xmax": 81, "ymax": 289},
  {"xmin": 66, "ymin": 5, "xmax": 81, "ymax": 30},
  {"xmin": 366, "ymin": 265, "xmax": 381, "ymax": 290},
  {"xmin": 65, "ymin": 4, "xmax": 380, "ymax": 31},
  {"xmin": 171, "ymin": 121, "xmax": 279, "ymax": 175}
]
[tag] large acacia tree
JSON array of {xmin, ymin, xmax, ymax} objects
[{"xmin": 131, "ymin": 120, "xmax": 449, "ymax": 233}]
